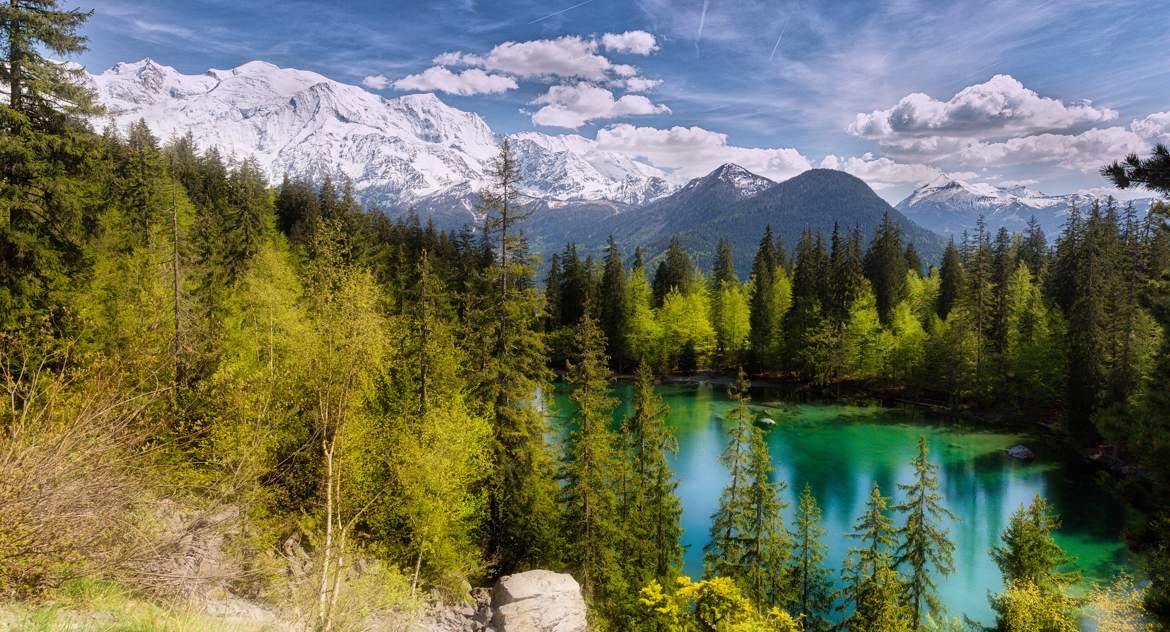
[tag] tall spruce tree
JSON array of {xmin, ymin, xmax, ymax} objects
[
  {"xmin": 863, "ymin": 212, "xmax": 909, "ymax": 325},
  {"xmin": 471, "ymin": 143, "xmax": 559, "ymax": 573},
  {"xmin": 740, "ymin": 421, "xmax": 792, "ymax": 610},
  {"xmin": 652, "ymin": 236, "xmax": 694, "ymax": 307},
  {"xmin": 892, "ymin": 437, "xmax": 957, "ymax": 628},
  {"xmin": 559, "ymin": 314, "xmax": 623, "ymax": 610},
  {"xmin": 705, "ymin": 369, "xmax": 755, "ymax": 580},
  {"xmin": 598, "ymin": 236, "xmax": 629, "ymax": 369},
  {"xmin": 618, "ymin": 363, "xmax": 683, "ymax": 604},
  {"xmin": 842, "ymin": 482, "xmax": 897, "ymax": 615},
  {"xmin": 936, "ymin": 238, "xmax": 963, "ymax": 320},
  {"xmin": 789, "ymin": 484, "xmax": 834, "ymax": 631}
]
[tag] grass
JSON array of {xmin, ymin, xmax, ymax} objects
[{"xmin": 0, "ymin": 579, "xmax": 286, "ymax": 632}]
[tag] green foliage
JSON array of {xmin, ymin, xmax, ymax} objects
[
  {"xmin": 618, "ymin": 363, "xmax": 684, "ymax": 595},
  {"xmin": 789, "ymin": 485, "xmax": 834, "ymax": 631},
  {"xmin": 638, "ymin": 576, "xmax": 802, "ymax": 632},
  {"xmin": 560, "ymin": 314, "xmax": 625, "ymax": 614},
  {"xmin": 892, "ymin": 437, "xmax": 957, "ymax": 628},
  {"xmin": 706, "ymin": 370, "xmax": 757, "ymax": 580},
  {"xmin": 991, "ymin": 495, "xmax": 1079, "ymax": 595}
]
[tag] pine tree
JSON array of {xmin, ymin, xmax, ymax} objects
[
  {"xmin": 842, "ymin": 482, "xmax": 897, "ymax": 617},
  {"xmin": 990, "ymin": 496, "xmax": 1079, "ymax": 631},
  {"xmin": 544, "ymin": 253, "xmax": 563, "ymax": 329},
  {"xmin": 470, "ymin": 143, "xmax": 559, "ymax": 573},
  {"xmin": 740, "ymin": 421, "xmax": 792, "ymax": 610},
  {"xmin": 789, "ymin": 484, "xmax": 834, "ymax": 631},
  {"xmin": 863, "ymin": 212, "xmax": 909, "ymax": 324},
  {"xmin": 936, "ymin": 238, "xmax": 963, "ymax": 320},
  {"xmin": 559, "ymin": 314, "xmax": 623, "ymax": 609},
  {"xmin": 0, "ymin": 0, "xmax": 96, "ymax": 125},
  {"xmin": 652, "ymin": 236, "xmax": 695, "ymax": 307},
  {"xmin": 749, "ymin": 227, "xmax": 782, "ymax": 370},
  {"xmin": 598, "ymin": 236, "xmax": 629, "ymax": 370},
  {"xmin": 991, "ymin": 495, "xmax": 1079, "ymax": 594},
  {"xmin": 1020, "ymin": 216, "xmax": 1048, "ymax": 279},
  {"xmin": 619, "ymin": 363, "xmax": 683, "ymax": 603},
  {"xmin": 705, "ymin": 369, "xmax": 755, "ymax": 580},
  {"xmin": 892, "ymin": 437, "xmax": 957, "ymax": 629}
]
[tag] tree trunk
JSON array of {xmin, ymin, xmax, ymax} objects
[{"xmin": 317, "ymin": 437, "xmax": 335, "ymax": 631}]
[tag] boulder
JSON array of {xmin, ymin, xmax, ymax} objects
[
  {"xmin": 1007, "ymin": 445, "xmax": 1034, "ymax": 460},
  {"xmin": 491, "ymin": 570, "xmax": 586, "ymax": 632}
]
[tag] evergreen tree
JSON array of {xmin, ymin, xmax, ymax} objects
[
  {"xmin": 705, "ymin": 370, "xmax": 755, "ymax": 580},
  {"xmin": 0, "ymin": 0, "xmax": 96, "ymax": 125},
  {"xmin": 863, "ymin": 212, "xmax": 909, "ymax": 325},
  {"xmin": 559, "ymin": 314, "xmax": 624, "ymax": 610},
  {"xmin": 598, "ymin": 236, "xmax": 629, "ymax": 369},
  {"xmin": 892, "ymin": 437, "xmax": 957, "ymax": 628},
  {"xmin": 1019, "ymin": 216, "xmax": 1048, "ymax": 279},
  {"xmin": 652, "ymin": 236, "xmax": 695, "ymax": 307},
  {"xmin": 740, "ymin": 422, "xmax": 792, "ymax": 610},
  {"xmin": 903, "ymin": 243, "xmax": 923, "ymax": 277},
  {"xmin": 712, "ymin": 238, "xmax": 738, "ymax": 289},
  {"xmin": 749, "ymin": 227, "xmax": 782, "ymax": 369},
  {"xmin": 619, "ymin": 363, "xmax": 683, "ymax": 593},
  {"xmin": 936, "ymin": 239, "xmax": 963, "ymax": 320},
  {"xmin": 470, "ymin": 143, "xmax": 559, "ymax": 573},
  {"xmin": 789, "ymin": 484, "xmax": 834, "ymax": 631},
  {"xmin": 991, "ymin": 495, "xmax": 1078, "ymax": 594},
  {"xmin": 559, "ymin": 243, "xmax": 589, "ymax": 327},
  {"xmin": 544, "ymin": 253, "xmax": 563, "ymax": 329},
  {"xmin": 842, "ymin": 482, "xmax": 897, "ymax": 617}
]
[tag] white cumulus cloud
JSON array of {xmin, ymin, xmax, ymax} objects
[
  {"xmin": 477, "ymin": 35, "xmax": 612, "ymax": 80},
  {"xmin": 595, "ymin": 124, "xmax": 812, "ymax": 182},
  {"xmin": 819, "ymin": 153, "xmax": 942, "ymax": 189},
  {"xmin": 601, "ymin": 30, "xmax": 660, "ymax": 55},
  {"xmin": 393, "ymin": 67, "xmax": 518, "ymax": 96},
  {"xmin": 531, "ymin": 83, "xmax": 670, "ymax": 128},
  {"xmin": 361, "ymin": 74, "xmax": 390, "ymax": 90},
  {"xmin": 850, "ymin": 74, "xmax": 1117, "ymax": 140}
]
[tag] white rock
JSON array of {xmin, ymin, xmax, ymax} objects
[
  {"xmin": 491, "ymin": 570, "xmax": 586, "ymax": 632},
  {"xmin": 1008, "ymin": 445, "xmax": 1035, "ymax": 460}
]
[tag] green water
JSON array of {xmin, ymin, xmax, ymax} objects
[{"xmin": 549, "ymin": 381, "xmax": 1133, "ymax": 625}]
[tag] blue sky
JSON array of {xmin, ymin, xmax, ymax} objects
[{"xmin": 81, "ymin": 0, "xmax": 1170, "ymax": 202}]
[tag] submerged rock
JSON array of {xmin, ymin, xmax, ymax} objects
[
  {"xmin": 1007, "ymin": 445, "xmax": 1035, "ymax": 460},
  {"xmin": 492, "ymin": 570, "xmax": 586, "ymax": 632}
]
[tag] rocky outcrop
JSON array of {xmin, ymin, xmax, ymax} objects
[
  {"xmin": 491, "ymin": 570, "xmax": 587, "ymax": 632},
  {"xmin": 1008, "ymin": 445, "xmax": 1035, "ymax": 460}
]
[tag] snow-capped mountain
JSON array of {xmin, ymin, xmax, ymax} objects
[
  {"xmin": 896, "ymin": 175, "xmax": 1154, "ymax": 237},
  {"xmin": 87, "ymin": 59, "xmax": 672, "ymax": 222}
]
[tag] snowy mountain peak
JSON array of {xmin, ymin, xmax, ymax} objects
[
  {"xmin": 897, "ymin": 177, "xmax": 1153, "ymax": 236},
  {"xmin": 86, "ymin": 58, "xmax": 674, "ymax": 220},
  {"xmin": 685, "ymin": 162, "xmax": 774, "ymax": 198}
]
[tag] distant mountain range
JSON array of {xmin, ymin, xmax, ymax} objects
[
  {"xmin": 94, "ymin": 58, "xmax": 1143, "ymax": 274},
  {"xmin": 520, "ymin": 165, "xmax": 946, "ymax": 275},
  {"xmin": 895, "ymin": 175, "xmax": 1155, "ymax": 239}
]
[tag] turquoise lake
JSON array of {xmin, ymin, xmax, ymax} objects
[{"xmin": 549, "ymin": 381, "xmax": 1133, "ymax": 626}]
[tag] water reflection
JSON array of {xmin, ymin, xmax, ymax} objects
[{"xmin": 549, "ymin": 382, "xmax": 1131, "ymax": 626}]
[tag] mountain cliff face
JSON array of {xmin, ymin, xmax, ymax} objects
[
  {"xmin": 88, "ymin": 59, "xmax": 672, "ymax": 222},
  {"xmin": 896, "ymin": 175, "xmax": 1153, "ymax": 237}
]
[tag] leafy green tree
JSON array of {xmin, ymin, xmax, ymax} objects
[
  {"xmin": 892, "ymin": 437, "xmax": 957, "ymax": 629},
  {"xmin": 639, "ymin": 575, "xmax": 801, "ymax": 632},
  {"xmin": 991, "ymin": 581, "xmax": 1078, "ymax": 632},
  {"xmin": 714, "ymin": 280, "xmax": 752, "ymax": 366},
  {"xmin": 847, "ymin": 561, "xmax": 912, "ymax": 632},
  {"xmin": 789, "ymin": 484, "xmax": 834, "ymax": 631},
  {"xmin": 627, "ymin": 252, "xmax": 665, "ymax": 369},
  {"xmin": 659, "ymin": 287, "xmax": 716, "ymax": 372}
]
